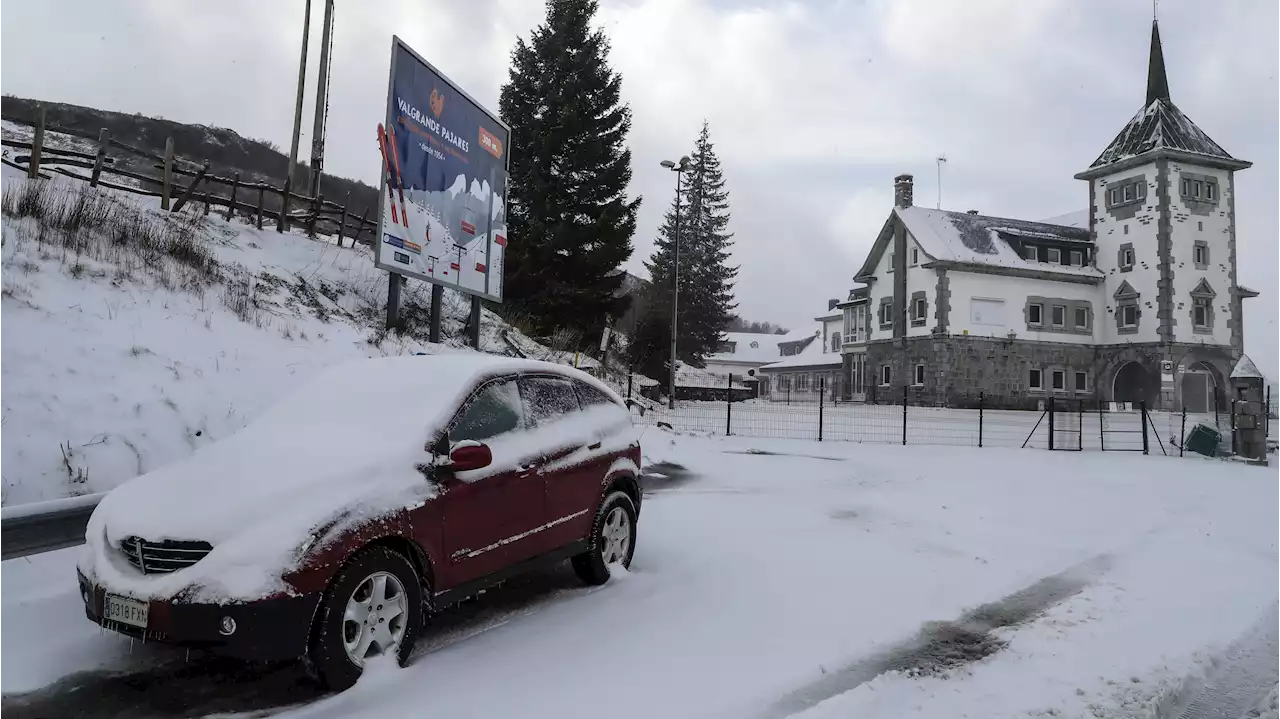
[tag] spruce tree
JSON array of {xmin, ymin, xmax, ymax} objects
[
  {"xmin": 499, "ymin": 0, "xmax": 640, "ymax": 341},
  {"xmin": 629, "ymin": 122, "xmax": 737, "ymax": 379}
]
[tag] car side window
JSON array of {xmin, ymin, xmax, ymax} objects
[
  {"xmin": 450, "ymin": 379, "xmax": 524, "ymax": 443},
  {"xmin": 575, "ymin": 381, "xmax": 619, "ymax": 410},
  {"xmin": 520, "ymin": 376, "xmax": 581, "ymax": 427}
]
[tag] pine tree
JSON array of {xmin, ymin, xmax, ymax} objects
[
  {"xmin": 629, "ymin": 122, "xmax": 737, "ymax": 379},
  {"xmin": 499, "ymin": 0, "xmax": 640, "ymax": 341}
]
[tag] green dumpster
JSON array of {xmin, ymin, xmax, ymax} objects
[{"xmin": 1184, "ymin": 423, "xmax": 1221, "ymax": 457}]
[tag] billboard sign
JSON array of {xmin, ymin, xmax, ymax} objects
[{"xmin": 374, "ymin": 37, "xmax": 510, "ymax": 302}]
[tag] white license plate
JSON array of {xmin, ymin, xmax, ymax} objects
[{"xmin": 104, "ymin": 593, "xmax": 149, "ymax": 629}]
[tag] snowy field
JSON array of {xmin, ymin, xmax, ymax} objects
[{"xmin": 3, "ymin": 433, "xmax": 1276, "ymax": 718}]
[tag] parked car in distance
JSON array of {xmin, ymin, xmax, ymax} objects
[{"xmin": 77, "ymin": 355, "xmax": 643, "ymax": 690}]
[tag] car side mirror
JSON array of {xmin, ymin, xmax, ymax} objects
[{"xmin": 444, "ymin": 440, "xmax": 492, "ymax": 472}]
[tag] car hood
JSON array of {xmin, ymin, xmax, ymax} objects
[{"xmin": 81, "ymin": 416, "xmax": 436, "ymax": 602}]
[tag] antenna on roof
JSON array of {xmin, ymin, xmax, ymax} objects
[{"xmin": 936, "ymin": 154, "xmax": 948, "ymax": 210}]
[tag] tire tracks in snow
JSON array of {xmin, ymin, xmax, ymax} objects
[{"xmin": 759, "ymin": 553, "xmax": 1114, "ymax": 719}]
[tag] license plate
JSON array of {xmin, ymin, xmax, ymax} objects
[{"xmin": 104, "ymin": 593, "xmax": 149, "ymax": 628}]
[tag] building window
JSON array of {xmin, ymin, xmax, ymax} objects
[
  {"xmin": 910, "ymin": 247, "xmax": 919, "ymax": 266},
  {"xmin": 1070, "ymin": 250, "xmax": 1083, "ymax": 266},
  {"xmin": 1124, "ymin": 224, "xmax": 1129, "ymax": 235},
  {"xmin": 1047, "ymin": 248, "xmax": 1061, "ymax": 264},
  {"xmin": 796, "ymin": 373, "xmax": 809, "ymax": 391},
  {"xmin": 777, "ymin": 376, "xmax": 790, "ymax": 392},
  {"xmin": 1075, "ymin": 371, "xmax": 1087, "ymax": 392},
  {"xmin": 1123, "ymin": 185, "xmax": 1133, "ymax": 202},
  {"xmin": 1028, "ymin": 303, "xmax": 1043, "ymax": 326},
  {"xmin": 913, "ymin": 364, "xmax": 925, "ymax": 386},
  {"xmin": 1108, "ymin": 188, "xmax": 1119, "ymax": 205},
  {"xmin": 1193, "ymin": 241, "xmax": 1209, "ymax": 269},
  {"xmin": 1205, "ymin": 183, "xmax": 1215, "ymax": 201},
  {"xmin": 879, "ymin": 300, "xmax": 893, "ymax": 327},
  {"xmin": 880, "ymin": 364, "xmax": 892, "ymax": 386},
  {"xmin": 1024, "ymin": 245, "xmax": 1039, "ymax": 262},
  {"xmin": 912, "ymin": 297, "xmax": 927, "ymax": 325},
  {"xmin": 1193, "ymin": 298, "xmax": 1211, "ymax": 329},
  {"xmin": 1198, "ymin": 221, "xmax": 1204, "ymax": 231},
  {"xmin": 1051, "ymin": 370, "xmax": 1065, "ymax": 391},
  {"xmin": 1029, "ymin": 368, "xmax": 1043, "ymax": 390},
  {"xmin": 1074, "ymin": 306, "xmax": 1088, "ymax": 329},
  {"xmin": 1120, "ymin": 247, "xmax": 1135, "ymax": 269},
  {"xmin": 830, "ymin": 332, "xmax": 841, "ymax": 352},
  {"xmin": 1181, "ymin": 178, "xmax": 1190, "ymax": 196},
  {"xmin": 1137, "ymin": 182, "xmax": 1146, "ymax": 199},
  {"xmin": 1120, "ymin": 304, "xmax": 1138, "ymax": 328},
  {"xmin": 886, "ymin": 252, "xmax": 894, "ymax": 272},
  {"xmin": 1051, "ymin": 305, "xmax": 1066, "ymax": 328}
]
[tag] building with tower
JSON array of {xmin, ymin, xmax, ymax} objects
[{"xmin": 834, "ymin": 19, "xmax": 1257, "ymax": 411}]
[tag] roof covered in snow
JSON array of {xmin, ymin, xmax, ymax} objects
[
  {"xmin": 1037, "ymin": 210, "xmax": 1089, "ymax": 229},
  {"xmin": 759, "ymin": 331, "xmax": 841, "ymax": 371},
  {"xmin": 1080, "ymin": 22, "xmax": 1248, "ymax": 176},
  {"xmin": 705, "ymin": 332, "xmax": 786, "ymax": 365},
  {"xmin": 1230, "ymin": 354, "xmax": 1263, "ymax": 379},
  {"xmin": 776, "ymin": 327, "xmax": 821, "ymax": 346},
  {"xmin": 854, "ymin": 207, "xmax": 1103, "ymax": 282}
]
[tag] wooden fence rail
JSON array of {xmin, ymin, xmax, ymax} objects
[{"xmin": 3, "ymin": 119, "xmax": 379, "ymax": 246}]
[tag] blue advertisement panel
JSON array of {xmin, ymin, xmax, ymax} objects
[{"xmin": 374, "ymin": 37, "xmax": 510, "ymax": 302}]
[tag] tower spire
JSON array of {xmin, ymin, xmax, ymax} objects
[{"xmin": 1146, "ymin": 17, "xmax": 1170, "ymax": 105}]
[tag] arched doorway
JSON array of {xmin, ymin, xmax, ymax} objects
[
  {"xmin": 1180, "ymin": 361, "xmax": 1218, "ymax": 413},
  {"xmin": 1112, "ymin": 361, "xmax": 1152, "ymax": 405}
]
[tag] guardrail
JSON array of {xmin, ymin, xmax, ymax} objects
[{"xmin": 1, "ymin": 493, "xmax": 103, "ymax": 560}]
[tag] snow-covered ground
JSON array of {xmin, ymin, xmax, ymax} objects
[
  {"xmin": 0, "ymin": 169, "xmax": 611, "ymax": 506},
  {"xmin": 3, "ymin": 434, "xmax": 1275, "ymax": 718}
]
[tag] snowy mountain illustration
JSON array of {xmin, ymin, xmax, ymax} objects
[{"xmin": 405, "ymin": 174, "xmax": 505, "ymax": 251}]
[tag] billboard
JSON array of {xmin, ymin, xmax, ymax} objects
[{"xmin": 374, "ymin": 37, "xmax": 510, "ymax": 303}]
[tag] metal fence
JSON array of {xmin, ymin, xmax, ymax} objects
[{"xmin": 629, "ymin": 381, "xmax": 1182, "ymax": 454}]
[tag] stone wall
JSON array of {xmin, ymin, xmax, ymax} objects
[{"xmin": 857, "ymin": 335, "xmax": 1239, "ymax": 410}]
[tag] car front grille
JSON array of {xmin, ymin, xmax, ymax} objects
[{"xmin": 118, "ymin": 537, "xmax": 212, "ymax": 575}]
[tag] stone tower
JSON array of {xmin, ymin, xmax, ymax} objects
[{"xmin": 1075, "ymin": 19, "xmax": 1255, "ymax": 407}]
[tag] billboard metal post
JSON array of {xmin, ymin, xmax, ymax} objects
[
  {"xmin": 429, "ymin": 284, "xmax": 443, "ymax": 343},
  {"xmin": 469, "ymin": 297, "xmax": 481, "ymax": 349},
  {"xmin": 386, "ymin": 273, "xmax": 401, "ymax": 332}
]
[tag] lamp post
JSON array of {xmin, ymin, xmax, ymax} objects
[{"xmin": 660, "ymin": 156, "xmax": 691, "ymax": 410}]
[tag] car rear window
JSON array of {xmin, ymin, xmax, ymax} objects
[
  {"xmin": 520, "ymin": 376, "xmax": 581, "ymax": 427},
  {"xmin": 450, "ymin": 379, "xmax": 523, "ymax": 442},
  {"xmin": 575, "ymin": 381, "xmax": 619, "ymax": 410}
]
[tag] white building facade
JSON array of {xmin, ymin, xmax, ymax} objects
[{"xmin": 836, "ymin": 20, "xmax": 1257, "ymax": 411}]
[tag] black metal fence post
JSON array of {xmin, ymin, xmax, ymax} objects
[
  {"xmin": 901, "ymin": 385, "xmax": 908, "ymax": 446},
  {"xmin": 818, "ymin": 377, "xmax": 825, "ymax": 442},
  {"xmin": 1048, "ymin": 397, "xmax": 1056, "ymax": 450},
  {"xmin": 1179, "ymin": 406, "xmax": 1187, "ymax": 458},
  {"xmin": 627, "ymin": 373, "xmax": 634, "ymax": 400},
  {"xmin": 1078, "ymin": 400, "xmax": 1084, "ymax": 451},
  {"xmin": 1140, "ymin": 401, "xmax": 1150, "ymax": 455},
  {"xmin": 978, "ymin": 391, "xmax": 985, "ymax": 448},
  {"xmin": 1099, "ymin": 401, "xmax": 1105, "ymax": 451},
  {"xmin": 726, "ymin": 374, "xmax": 733, "ymax": 436},
  {"xmin": 786, "ymin": 388, "xmax": 791, "ymax": 406}
]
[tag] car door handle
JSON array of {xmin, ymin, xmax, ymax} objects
[{"xmin": 587, "ymin": 441, "xmax": 602, "ymax": 450}]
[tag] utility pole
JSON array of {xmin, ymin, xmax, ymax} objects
[
  {"xmin": 936, "ymin": 154, "xmax": 947, "ymax": 210},
  {"xmin": 660, "ymin": 156, "xmax": 691, "ymax": 409},
  {"xmin": 287, "ymin": 0, "xmax": 311, "ymax": 188},
  {"xmin": 309, "ymin": 0, "xmax": 335, "ymax": 198}
]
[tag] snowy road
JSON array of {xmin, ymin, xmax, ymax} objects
[{"xmin": 2, "ymin": 435, "xmax": 1276, "ymax": 718}]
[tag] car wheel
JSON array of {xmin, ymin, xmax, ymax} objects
[
  {"xmin": 305, "ymin": 546, "xmax": 423, "ymax": 691},
  {"xmin": 572, "ymin": 491, "xmax": 637, "ymax": 586}
]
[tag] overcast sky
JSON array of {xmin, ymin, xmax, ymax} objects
[{"xmin": 3, "ymin": 0, "xmax": 1276, "ymax": 374}]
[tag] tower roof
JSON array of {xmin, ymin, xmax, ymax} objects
[{"xmin": 1078, "ymin": 20, "xmax": 1250, "ymax": 178}]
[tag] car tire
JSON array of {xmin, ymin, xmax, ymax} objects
[
  {"xmin": 572, "ymin": 490, "xmax": 638, "ymax": 586},
  {"xmin": 305, "ymin": 546, "xmax": 424, "ymax": 691}
]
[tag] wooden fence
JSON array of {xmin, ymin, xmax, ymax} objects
[{"xmin": 1, "ymin": 106, "xmax": 378, "ymax": 248}]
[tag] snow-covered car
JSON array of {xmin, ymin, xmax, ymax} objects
[{"xmin": 76, "ymin": 355, "xmax": 643, "ymax": 690}]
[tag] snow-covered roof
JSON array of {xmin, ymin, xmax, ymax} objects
[
  {"xmin": 759, "ymin": 331, "xmax": 840, "ymax": 371},
  {"xmin": 776, "ymin": 327, "xmax": 820, "ymax": 346},
  {"xmin": 882, "ymin": 207, "xmax": 1103, "ymax": 280},
  {"xmin": 1037, "ymin": 210, "xmax": 1089, "ymax": 229},
  {"xmin": 1230, "ymin": 354, "xmax": 1263, "ymax": 380},
  {"xmin": 705, "ymin": 332, "xmax": 785, "ymax": 365}
]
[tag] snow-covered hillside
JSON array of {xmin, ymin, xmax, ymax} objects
[{"xmin": 0, "ymin": 169, "xmax": 598, "ymax": 506}]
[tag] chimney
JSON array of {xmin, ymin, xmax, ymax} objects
[
  {"xmin": 828, "ymin": 299, "xmax": 839, "ymax": 311},
  {"xmin": 894, "ymin": 174, "xmax": 914, "ymax": 208},
  {"xmin": 966, "ymin": 209, "xmax": 979, "ymax": 215}
]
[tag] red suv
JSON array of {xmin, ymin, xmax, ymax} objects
[{"xmin": 76, "ymin": 355, "xmax": 642, "ymax": 690}]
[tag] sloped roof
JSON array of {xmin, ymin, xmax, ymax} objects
[
  {"xmin": 1230, "ymin": 354, "xmax": 1263, "ymax": 379},
  {"xmin": 1081, "ymin": 21, "xmax": 1248, "ymax": 175},
  {"xmin": 759, "ymin": 330, "xmax": 841, "ymax": 371},
  {"xmin": 861, "ymin": 207, "xmax": 1102, "ymax": 280},
  {"xmin": 1088, "ymin": 98, "xmax": 1240, "ymax": 169},
  {"xmin": 705, "ymin": 332, "xmax": 784, "ymax": 365},
  {"xmin": 776, "ymin": 327, "xmax": 821, "ymax": 346},
  {"xmin": 1037, "ymin": 210, "xmax": 1089, "ymax": 229}
]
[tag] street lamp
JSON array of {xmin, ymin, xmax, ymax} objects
[{"xmin": 660, "ymin": 156, "xmax": 691, "ymax": 409}]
